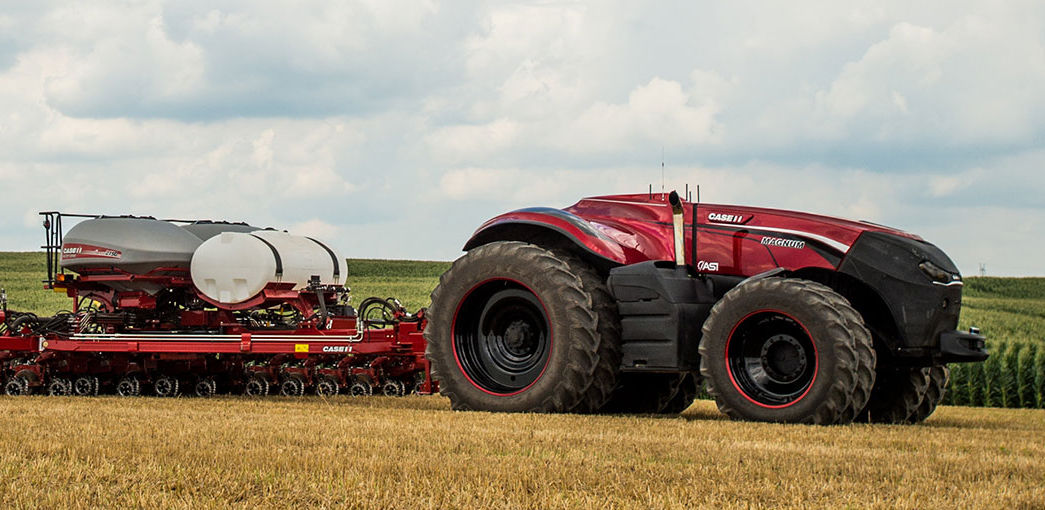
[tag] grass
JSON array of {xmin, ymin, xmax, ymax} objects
[{"xmin": 0, "ymin": 396, "xmax": 1042, "ymax": 509}]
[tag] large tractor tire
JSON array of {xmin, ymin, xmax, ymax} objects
[
  {"xmin": 909, "ymin": 365, "xmax": 950, "ymax": 423},
  {"xmin": 699, "ymin": 278, "xmax": 876, "ymax": 425},
  {"xmin": 600, "ymin": 373, "xmax": 685, "ymax": 414},
  {"xmin": 552, "ymin": 251, "xmax": 622, "ymax": 413},
  {"xmin": 857, "ymin": 366, "xmax": 930, "ymax": 424},
  {"xmin": 425, "ymin": 241, "xmax": 610, "ymax": 413}
]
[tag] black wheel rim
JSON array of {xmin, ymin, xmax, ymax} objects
[
  {"xmin": 155, "ymin": 378, "xmax": 173, "ymax": 396},
  {"xmin": 117, "ymin": 378, "xmax": 137, "ymax": 396},
  {"xmin": 453, "ymin": 281, "xmax": 551, "ymax": 395},
  {"xmin": 317, "ymin": 380, "xmax": 338, "ymax": 396},
  {"xmin": 74, "ymin": 378, "xmax": 92, "ymax": 396},
  {"xmin": 281, "ymin": 379, "xmax": 301, "ymax": 396},
  {"xmin": 196, "ymin": 380, "xmax": 215, "ymax": 396},
  {"xmin": 726, "ymin": 311, "xmax": 817, "ymax": 407},
  {"xmin": 48, "ymin": 380, "xmax": 69, "ymax": 396},
  {"xmin": 5, "ymin": 379, "xmax": 24, "ymax": 396},
  {"xmin": 382, "ymin": 380, "xmax": 403, "ymax": 396},
  {"xmin": 245, "ymin": 379, "xmax": 266, "ymax": 396}
]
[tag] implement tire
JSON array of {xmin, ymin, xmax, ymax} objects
[
  {"xmin": 699, "ymin": 277, "xmax": 875, "ymax": 425},
  {"xmin": 426, "ymin": 241, "xmax": 605, "ymax": 413}
]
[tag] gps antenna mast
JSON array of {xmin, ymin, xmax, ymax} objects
[{"xmin": 661, "ymin": 147, "xmax": 665, "ymax": 199}]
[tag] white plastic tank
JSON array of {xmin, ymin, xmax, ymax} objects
[{"xmin": 190, "ymin": 230, "xmax": 344, "ymax": 305}]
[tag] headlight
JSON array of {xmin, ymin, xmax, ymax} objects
[{"xmin": 918, "ymin": 260, "xmax": 952, "ymax": 283}]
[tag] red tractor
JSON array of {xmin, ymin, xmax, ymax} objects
[{"xmin": 424, "ymin": 191, "xmax": 987, "ymax": 424}]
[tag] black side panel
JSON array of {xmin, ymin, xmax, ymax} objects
[
  {"xmin": 607, "ymin": 261, "xmax": 716, "ymax": 371},
  {"xmin": 838, "ymin": 231, "xmax": 962, "ymax": 350}
]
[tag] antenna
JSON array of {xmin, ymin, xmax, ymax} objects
[{"xmin": 661, "ymin": 147, "xmax": 665, "ymax": 199}]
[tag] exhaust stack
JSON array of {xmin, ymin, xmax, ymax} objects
[{"xmin": 668, "ymin": 191, "xmax": 685, "ymax": 267}]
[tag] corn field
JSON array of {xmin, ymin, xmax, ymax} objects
[{"xmin": 945, "ymin": 342, "xmax": 1045, "ymax": 408}]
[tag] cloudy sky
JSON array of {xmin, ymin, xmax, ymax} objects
[{"xmin": 1, "ymin": 1, "xmax": 1043, "ymax": 275}]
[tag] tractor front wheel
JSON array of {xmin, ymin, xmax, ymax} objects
[
  {"xmin": 857, "ymin": 366, "xmax": 929, "ymax": 424},
  {"xmin": 699, "ymin": 278, "xmax": 875, "ymax": 425}
]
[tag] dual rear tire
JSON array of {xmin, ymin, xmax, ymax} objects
[{"xmin": 425, "ymin": 241, "xmax": 619, "ymax": 413}]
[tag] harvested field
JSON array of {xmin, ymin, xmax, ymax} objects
[{"xmin": 0, "ymin": 396, "xmax": 1042, "ymax": 508}]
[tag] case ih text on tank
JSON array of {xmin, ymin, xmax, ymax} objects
[
  {"xmin": 424, "ymin": 191, "xmax": 988, "ymax": 424},
  {"xmin": 0, "ymin": 213, "xmax": 434, "ymax": 398}
]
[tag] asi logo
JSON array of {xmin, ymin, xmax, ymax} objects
[{"xmin": 697, "ymin": 260, "xmax": 720, "ymax": 272}]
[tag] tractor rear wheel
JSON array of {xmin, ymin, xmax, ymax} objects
[
  {"xmin": 857, "ymin": 366, "xmax": 929, "ymax": 424},
  {"xmin": 426, "ymin": 241, "xmax": 606, "ymax": 413},
  {"xmin": 699, "ymin": 278, "xmax": 875, "ymax": 425},
  {"xmin": 552, "ymin": 250, "xmax": 622, "ymax": 413},
  {"xmin": 909, "ymin": 365, "xmax": 950, "ymax": 423}
]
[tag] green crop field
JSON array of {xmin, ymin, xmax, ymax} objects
[{"xmin": 1, "ymin": 252, "xmax": 1044, "ymax": 508}]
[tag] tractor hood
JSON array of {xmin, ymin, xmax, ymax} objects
[
  {"xmin": 466, "ymin": 192, "xmax": 922, "ymax": 270},
  {"xmin": 572, "ymin": 193, "xmax": 919, "ymax": 262}
]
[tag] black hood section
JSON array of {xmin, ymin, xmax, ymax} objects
[{"xmin": 838, "ymin": 231, "xmax": 963, "ymax": 351}]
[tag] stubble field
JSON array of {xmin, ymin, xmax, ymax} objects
[
  {"xmin": 1, "ymin": 253, "xmax": 1044, "ymax": 508},
  {"xmin": 1, "ymin": 396, "xmax": 1043, "ymax": 509}
]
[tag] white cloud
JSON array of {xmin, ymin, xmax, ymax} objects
[
  {"xmin": 288, "ymin": 218, "xmax": 342, "ymax": 240},
  {"xmin": 0, "ymin": 1, "xmax": 1042, "ymax": 277}
]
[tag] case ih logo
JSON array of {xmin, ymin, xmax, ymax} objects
[
  {"xmin": 61, "ymin": 244, "xmax": 122, "ymax": 260},
  {"xmin": 708, "ymin": 212, "xmax": 745, "ymax": 224}
]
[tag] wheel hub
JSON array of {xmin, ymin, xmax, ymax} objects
[
  {"xmin": 759, "ymin": 334, "xmax": 808, "ymax": 383},
  {"xmin": 502, "ymin": 320, "xmax": 536, "ymax": 357}
]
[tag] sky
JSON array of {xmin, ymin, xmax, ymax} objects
[{"xmin": 0, "ymin": 1, "xmax": 1043, "ymax": 276}]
